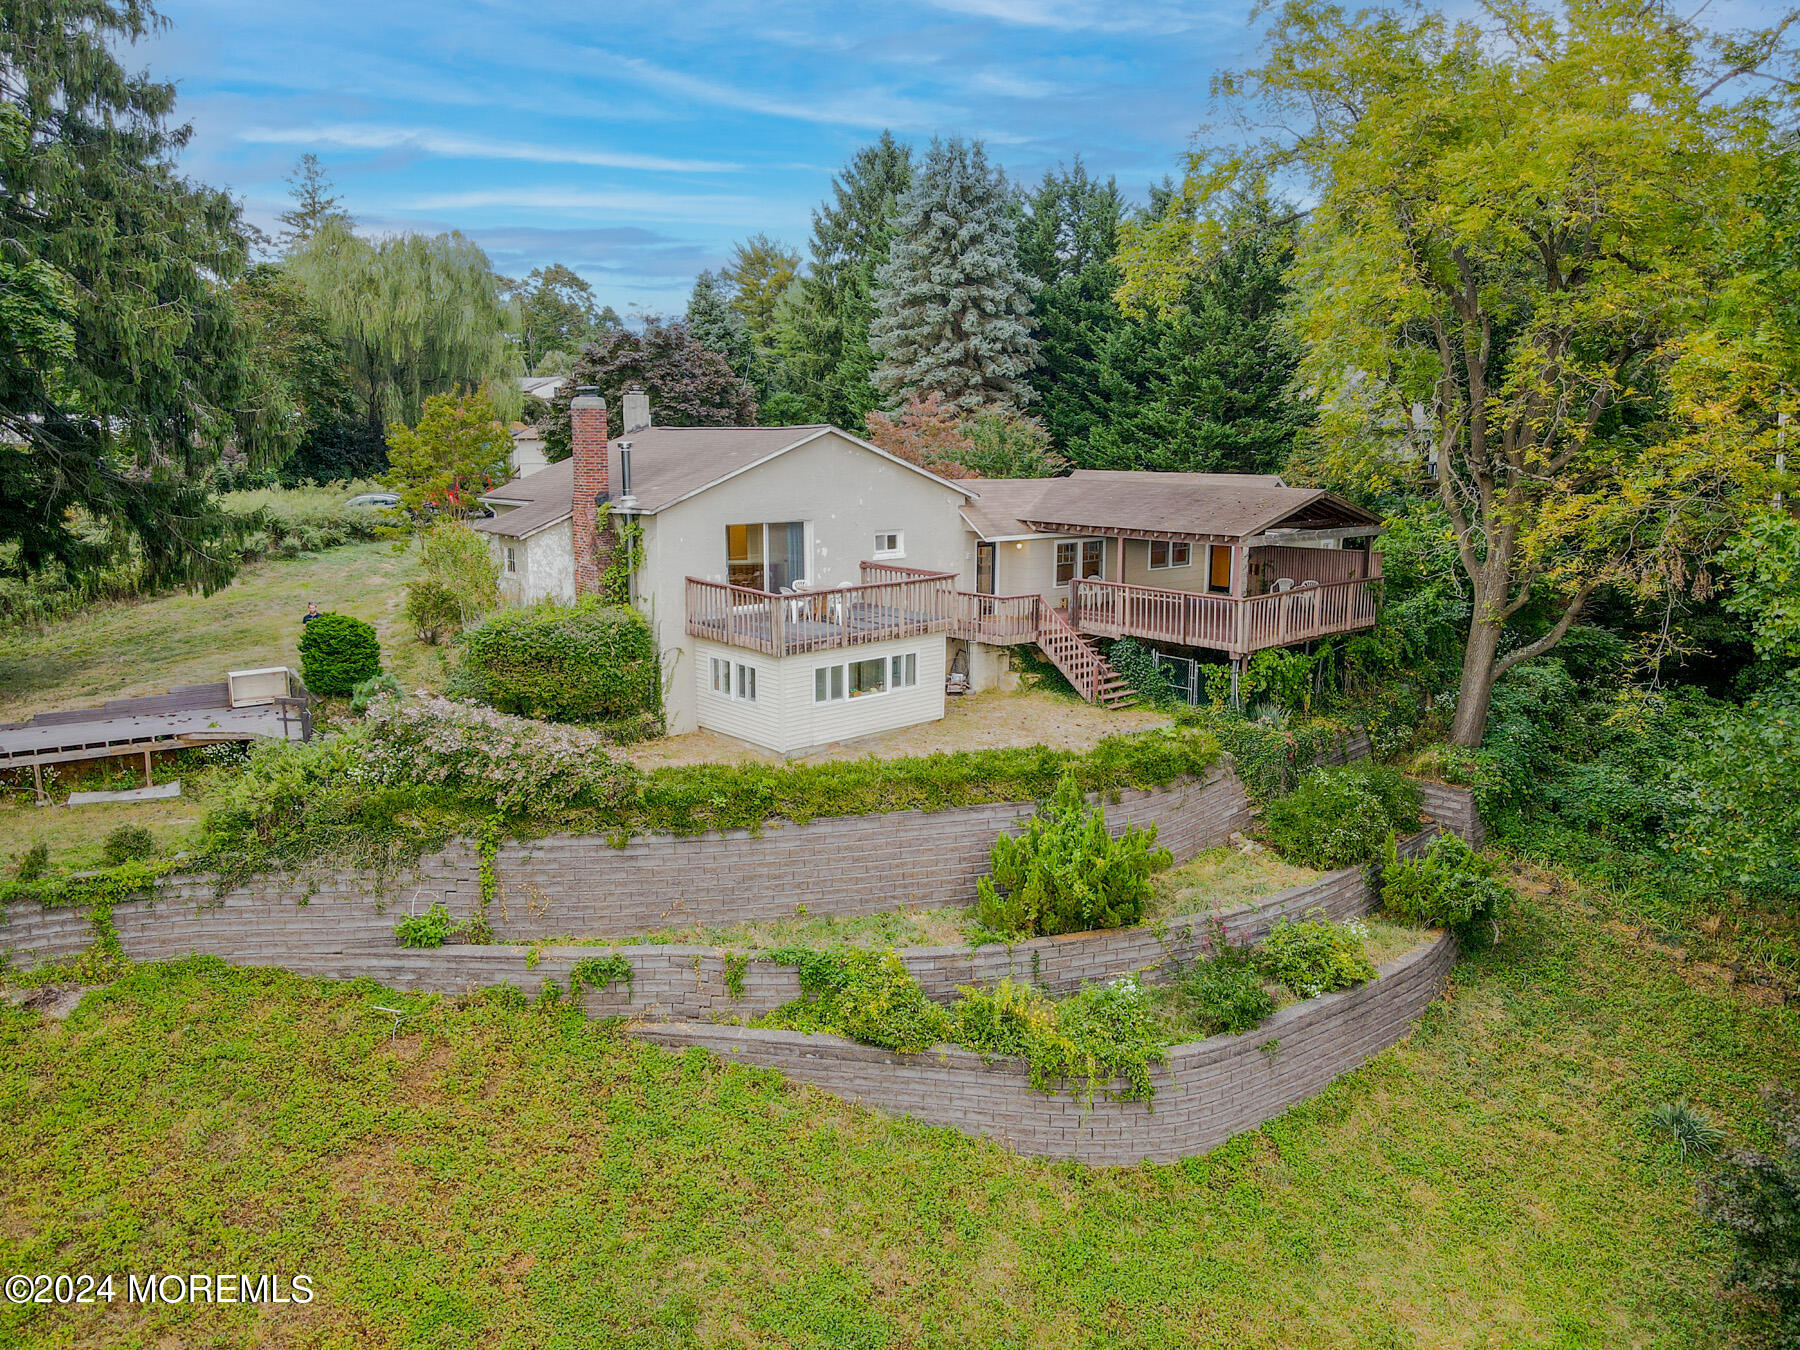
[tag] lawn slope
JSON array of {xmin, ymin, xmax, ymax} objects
[{"xmin": 1, "ymin": 871, "xmax": 1793, "ymax": 1349}]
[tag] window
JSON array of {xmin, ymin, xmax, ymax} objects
[
  {"xmin": 504, "ymin": 546, "xmax": 517, "ymax": 574},
  {"xmin": 726, "ymin": 521, "xmax": 806, "ymax": 590},
  {"xmin": 1149, "ymin": 540, "xmax": 1192, "ymax": 570},
  {"xmin": 814, "ymin": 652, "xmax": 916, "ymax": 702},
  {"xmin": 1055, "ymin": 539, "xmax": 1106, "ymax": 585},
  {"xmin": 1208, "ymin": 545, "xmax": 1233, "ymax": 595},
  {"xmin": 873, "ymin": 531, "xmax": 904, "ymax": 559},
  {"xmin": 711, "ymin": 656, "xmax": 758, "ymax": 702}
]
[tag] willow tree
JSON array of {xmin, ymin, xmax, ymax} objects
[
  {"xmin": 1119, "ymin": 0, "xmax": 1793, "ymax": 746},
  {"xmin": 0, "ymin": 0, "xmax": 265, "ymax": 595},
  {"xmin": 288, "ymin": 223, "xmax": 519, "ymax": 435}
]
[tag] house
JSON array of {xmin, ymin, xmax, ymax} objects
[{"xmin": 471, "ymin": 387, "xmax": 1383, "ymax": 753}]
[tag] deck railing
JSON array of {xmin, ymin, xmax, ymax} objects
[
  {"xmin": 950, "ymin": 591, "xmax": 1041, "ymax": 645},
  {"xmin": 1072, "ymin": 575, "xmax": 1381, "ymax": 654},
  {"xmin": 687, "ymin": 566, "xmax": 957, "ymax": 656}
]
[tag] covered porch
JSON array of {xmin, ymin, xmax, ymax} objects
[{"xmin": 1015, "ymin": 480, "xmax": 1385, "ymax": 658}]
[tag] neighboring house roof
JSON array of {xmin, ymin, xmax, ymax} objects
[
  {"xmin": 519, "ymin": 375, "xmax": 568, "ymax": 400},
  {"xmin": 474, "ymin": 425, "xmax": 976, "ymax": 523},
  {"xmin": 978, "ymin": 469, "xmax": 1377, "ymax": 543}
]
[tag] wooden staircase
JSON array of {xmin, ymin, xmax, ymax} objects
[{"xmin": 1035, "ymin": 605, "xmax": 1138, "ymax": 708}]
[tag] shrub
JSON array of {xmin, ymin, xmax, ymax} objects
[
  {"xmin": 1261, "ymin": 762, "xmax": 1422, "ymax": 868},
  {"xmin": 1699, "ymin": 1087, "xmax": 1800, "ymax": 1348},
  {"xmin": 100, "ymin": 825, "xmax": 156, "ymax": 866},
  {"xmin": 458, "ymin": 598, "xmax": 660, "ymax": 723},
  {"xmin": 394, "ymin": 903, "xmax": 455, "ymax": 948},
  {"xmin": 404, "ymin": 523, "xmax": 501, "ymax": 643},
  {"xmin": 351, "ymin": 696, "xmax": 640, "ymax": 816},
  {"xmin": 298, "ymin": 612, "xmax": 381, "ymax": 696},
  {"xmin": 950, "ymin": 975, "xmax": 1166, "ymax": 1103},
  {"xmin": 1381, "ymin": 830, "xmax": 1509, "ymax": 941},
  {"xmin": 975, "ymin": 772, "xmax": 1172, "ymax": 937},
  {"xmin": 1174, "ymin": 944, "xmax": 1275, "ymax": 1037},
  {"xmin": 350, "ymin": 673, "xmax": 403, "ymax": 715},
  {"xmin": 16, "ymin": 841, "xmax": 50, "ymax": 881},
  {"xmin": 1258, "ymin": 910, "xmax": 1377, "ymax": 999}
]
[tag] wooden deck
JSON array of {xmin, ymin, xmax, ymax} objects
[
  {"xmin": 685, "ymin": 566, "xmax": 959, "ymax": 657},
  {"xmin": 1071, "ymin": 576, "xmax": 1381, "ymax": 654}
]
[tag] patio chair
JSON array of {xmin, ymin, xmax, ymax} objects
[{"xmin": 1271, "ymin": 577, "xmax": 1297, "ymax": 593}]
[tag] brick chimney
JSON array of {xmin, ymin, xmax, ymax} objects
[{"xmin": 571, "ymin": 386, "xmax": 609, "ymax": 596}]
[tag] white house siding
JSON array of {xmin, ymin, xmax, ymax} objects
[
  {"xmin": 638, "ymin": 432, "xmax": 971, "ymax": 735},
  {"xmin": 492, "ymin": 521, "xmax": 575, "ymax": 606},
  {"xmin": 693, "ymin": 635, "xmax": 947, "ymax": 755}
]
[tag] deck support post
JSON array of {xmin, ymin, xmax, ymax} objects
[
  {"xmin": 33, "ymin": 762, "xmax": 46, "ymax": 806},
  {"xmin": 143, "ymin": 747, "xmax": 154, "ymax": 788},
  {"xmin": 1230, "ymin": 655, "xmax": 1245, "ymax": 710}
]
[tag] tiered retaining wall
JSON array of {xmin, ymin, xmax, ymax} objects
[
  {"xmin": 0, "ymin": 771, "xmax": 1254, "ymax": 971},
  {"xmin": 637, "ymin": 931, "xmax": 1459, "ymax": 1166}
]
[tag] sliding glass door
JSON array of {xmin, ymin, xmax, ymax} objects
[{"xmin": 726, "ymin": 521, "xmax": 806, "ymax": 591}]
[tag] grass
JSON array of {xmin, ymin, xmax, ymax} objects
[
  {"xmin": 1146, "ymin": 845, "xmax": 1323, "ymax": 924},
  {"xmin": 1, "ymin": 867, "xmax": 1794, "ymax": 1348},
  {"xmin": 0, "ymin": 539, "xmax": 441, "ymax": 723}
]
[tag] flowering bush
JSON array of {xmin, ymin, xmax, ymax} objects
[
  {"xmin": 351, "ymin": 695, "xmax": 638, "ymax": 815},
  {"xmin": 1258, "ymin": 910, "xmax": 1377, "ymax": 999}
]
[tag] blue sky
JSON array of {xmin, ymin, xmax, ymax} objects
[{"xmin": 144, "ymin": 0, "xmax": 1269, "ymax": 318}]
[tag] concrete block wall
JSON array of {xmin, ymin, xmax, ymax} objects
[
  {"xmin": 636, "ymin": 930, "xmax": 1458, "ymax": 1165},
  {"xmin": 0, "ymin": 773, "xmax": 1251, "ymax": 971},
  {"xmin": 1413, "ymin": 780, "xmax": 1484, "ymax": 848}
]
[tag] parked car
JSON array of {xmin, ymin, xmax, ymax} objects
[{"xmin": 343, "ymin": 492, "xmax": 401, "ymax": 510}]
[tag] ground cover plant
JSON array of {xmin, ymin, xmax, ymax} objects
[
  {"xmin": 1257, "ymin": 910, "xmax": 1378, "ymax": 999},
  {"xmin": 1, "ymin": 869, "xmax": 1787, "ymax": 1349}
]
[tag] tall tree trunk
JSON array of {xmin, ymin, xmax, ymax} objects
[{"xmin": 1450, "ymin": 610, "xmax": 1504, "ymax": 748}]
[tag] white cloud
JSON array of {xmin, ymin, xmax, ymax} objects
[
  {"xmin": 596, "ymin": 50, "xmax": 953, "ymax": 131},
  {"xmin": 400, "ymin": 186, "xmax": 801, "ymax": 225},
  {"xmin": 238, "ymin": 123, "xmax": 740, "ymax": 173},
  {"xmin": 918, "ymin": 0, "xmax": 1194, "ymax": 34},
  {"xmin": 968, "ymin": 70, "xmax": 1067, "ymax": 99}
]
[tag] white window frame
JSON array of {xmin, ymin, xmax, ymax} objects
[
  {"xmin": 814, "ymin": 651, "xmax": 917, "ymax": 703},
  {"xmin": 711, "ymin": 656, "xmax": 758, "ymax": 703},
  {"xmin": 1148, "ymin": 540, "xmax": 1192, "ymax": 571},
  {"xmin": 1055, "ymin": 538, "xmax": 1106, "ymax": 586},
  {"xmin": 504, "ymin": 545, "xmax": 517, "ymax": 574},
  {"xmin": 872, "ymin": 530, "xmax": 905, "ymax": 560}
]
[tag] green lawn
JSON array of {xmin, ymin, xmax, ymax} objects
[
  {"xmin": 0, "ymin": 540, "xmax": 441, "ymax": 723},
  {"xmin": 1, "ymin": 870, "xmax": 1792, "ymax": 1349}
]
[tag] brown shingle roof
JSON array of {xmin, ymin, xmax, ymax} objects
[
  {"xmin": 999, "ymin": 470, "xmax": 1377, "ymax": 542},
  {"xmin": 476, "ymin": 425, "xmax": 971, "ymax": 520}
]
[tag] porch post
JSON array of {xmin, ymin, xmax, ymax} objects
[
  {"xmin": 1116, "ymin": 535, "xmax": 1127, "ymax": 585},
  {"xmin": 1230, "ymin": 540, "xmax": 1249, "ymax": 656}
]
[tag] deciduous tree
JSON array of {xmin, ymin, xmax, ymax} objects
[
  {"xmin": 723, "ymin": 233, "xmax": 801, "ymax": 349},
  {"xmin": 539, "ymin": 319, "xmax": 757, "ymax": 457},
  {"xmin": 383, "ymin": 390, "xmax": 511, "ymax": 518},
  {"xmin": 1119, "ymin": 0, "xmax": 1792, "ymax": 746},
  {"xmin": 509, "ymin": 263, "xmax": 619, "ymax": 371}
]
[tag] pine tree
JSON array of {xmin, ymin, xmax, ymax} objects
[
  {"xmin": 722, "ymin": 233, "xmax": 801, "ymax": 348},
  {"xmin": 0, "ymin": 0, "xmax": 266, "ymax": 595},
  {"xmin": 686, "ymin": 270, "xmax": 757, "ymax": 383},
  {"xmin": 786, "ymin": 132, "xmax": 914, "ymax": 428},
  {"xmin": 870, "ymin": 137, "xmax": 1038, "ymax": 416},
  {"xmin": 277, "ymin": 153, "xmax": 352, "ymax": 252},
  {"xmin": 1081, "ymin": 194, "xmax": 1311, "ymax": 475},
  {"xmin": 1018, "ymin": 160, "xmax": 1128, "ymax": 457}
]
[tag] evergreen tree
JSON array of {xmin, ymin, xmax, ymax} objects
[
  {"xmin": 277, "ymin": 153, "xmax": 352, "ymax": 252},
  {"xmin": 0, "ymin": 0, "xmax": 265, "ymax": 595},
  {"xmin": 1081, "ymin": 194, "xmax": 1311, "ymax": 475},
  {"xmin": 786, "ymin": 132, "xmax": 914, "ymax": 428},
  {"xmin": 538, "ymin": 319, "xmax": 757, "ymax": 458},
  {"xmin": 871, "ymin": 137, "xmax": 1038, "ymax": 416},
  {"xmin": 234, "ymin": 263, "xmax": 355, "ymax": 474},
  {"xmin": 1018, "ymin": 159, "xmax": 1127, "ymax": 456},
  {"xmin": 686, "ymin": 269, "xmax": 757, "ymax": 384}
]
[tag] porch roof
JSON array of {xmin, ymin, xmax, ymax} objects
[{"xmin": 1005, "ymin": 470, "xmax": 1380, "ymax": 544}]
